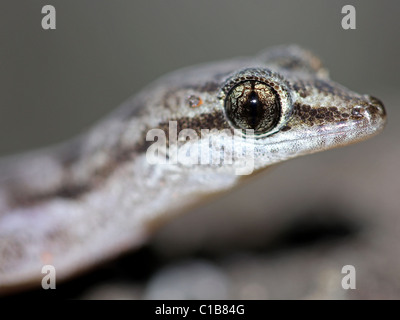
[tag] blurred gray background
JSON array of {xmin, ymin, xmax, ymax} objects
[{"xmin": 1, "ymin": 1, "xmax": 399, "ymax": 299}]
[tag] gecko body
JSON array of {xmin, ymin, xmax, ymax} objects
[{"xmin": 0, "ymin": 46, "xmax": 386, "ymax": 293}]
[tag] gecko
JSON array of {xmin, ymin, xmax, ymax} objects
[{"xmin": 0, "ymin": 45, "xmax": 386, "ymax": 294}]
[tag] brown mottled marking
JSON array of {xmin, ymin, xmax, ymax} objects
[
  {"xmin": 8, "ymin": 184, "xmax": 90, "ymax": 208},
  {"xmin": 292, "ymin": 81, "xmax": 312, "ymax": 98},
  {"xmin": 292, "ymin": 102, "xmax": 360, "ymax": 127},
  {"xmin": 157, "ymin": 111, "xmax": 231, "ymax": 139}
]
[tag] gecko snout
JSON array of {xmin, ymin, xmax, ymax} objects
[
  {"xmin": 352, "ymin": 95, "xmax": 387, "ymax": 135},
  {"xmin": 366, "ymin": 95, "xmax": 386, "ymax": 119},
  {"xmin": 351, "ymin": 95, "xmax": 386, "ymax": 123}
]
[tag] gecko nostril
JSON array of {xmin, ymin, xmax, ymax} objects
[
  {"xmin": 351, "ymin": 107, "xmax": 365, "ymax": 119},
  {"xmin": 367, "ymin": 95, "xmax": 386, "ymax": 117},
  {"xmin": 350, "ymin": 95, "xmax": 386, "ymax": 123}
]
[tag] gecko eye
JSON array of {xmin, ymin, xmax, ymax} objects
[
  {"xmin": 221, "ymin": 68, "xmax": 293, "ymax": 137},
  {"xmin": 224, "ymin": 80, "xmax": 281, "ymax": 134}
]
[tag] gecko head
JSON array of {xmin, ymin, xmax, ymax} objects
[
  {"xmin": 147, "ymin": 53, "xmax": 386, "ymax": 175},
  {"xmin": 218, "ymin": 67, "xmax": 387, "ymax": 171}
]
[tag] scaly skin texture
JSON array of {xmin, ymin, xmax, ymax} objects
[{"xmin": 0, "ymin": 45, "xmax": 386, "ymax": 293}]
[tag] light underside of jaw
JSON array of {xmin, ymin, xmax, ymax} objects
[
  {"xmin": 198, "ymin": 115, "xmax": 385, "ymax": 162},
  {"xmin": 250, "ymin": 116, "xmax": 386, "ymax": 166},
  {"xmin": 265, "ymin": 110, "xmax": 386, "ymax": 145}
]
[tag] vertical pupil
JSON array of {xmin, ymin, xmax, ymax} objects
[
  {"xmin": 244, "ymin": 90, "xmax": 262, "ymax": 129},
  {"xmin": 224, "ymin": 79, "xmax": 282, "ymax": 135}
]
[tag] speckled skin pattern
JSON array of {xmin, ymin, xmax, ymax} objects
[{"xmin": 0, "ymin": 45, "xmax": 386, "ymax": 293}]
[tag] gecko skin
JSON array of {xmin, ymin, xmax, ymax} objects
[{"xmin": 0, "ymin": 46, "xmax": 386, "ymax": 293}]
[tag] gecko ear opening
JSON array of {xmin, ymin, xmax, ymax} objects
[{"xmin": 220, "ymin": 68, "xmax": 293, "ymax": 137}]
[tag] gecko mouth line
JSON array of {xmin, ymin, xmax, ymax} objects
[{"xmin": 143, "ymin": 114, "xmax": 385, "ymax": 176}]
